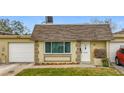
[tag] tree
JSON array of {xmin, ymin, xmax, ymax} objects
[
  {"xmin": 0, "ymin": 19, "xmax": 12, "ymax": 32},
  {"xmin": 0, "ymin": 19, "xmax": 30, "ymax": 35},
  {"xmin": 90, "ymin": 18, "xmax": 118, "ymax": 31},
  {"xmin": 11, "ymin": 20, "xmax": 30, "ymax": 35}
]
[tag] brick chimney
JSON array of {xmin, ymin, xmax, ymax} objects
[{"xmin": 45, "ymin": 16, "xmax": 53, "ymax": 24}]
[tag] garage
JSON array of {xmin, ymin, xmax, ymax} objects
[
  {"xmin": 110, "ymin": 42, "xmax": 124, "ymax": 62},
  {"xmin": 9, "ymin": 43, "xmax": 34, "ymax": 62}
]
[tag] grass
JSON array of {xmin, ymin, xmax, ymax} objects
[{"xmin": 16, "ymin": 67, "xmax": 122, "ymax": 76}]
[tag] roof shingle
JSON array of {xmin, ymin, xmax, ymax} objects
[
  {"xmin": 114, "ymin": 30, "xmax": 124, "ymax": 34},
  {"xmin": 31, "ymin": 24, "xmax": 113, "ymax": 41},
  {"xmin": 0, "ymin": 31, "xmax": 13, "ymax": 35}
]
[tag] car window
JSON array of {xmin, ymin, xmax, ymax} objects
[{"xmin": 119, "ymin": 49, "xmax": 124, "ymax": 54}]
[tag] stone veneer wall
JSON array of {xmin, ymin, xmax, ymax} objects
[
  {"xmin": 35, "ymin": 41, "xmax": 39, "ymax": 64},
  {"xmin": 76, "ymin": 41, "xmax": 81, "ymax": 63}
]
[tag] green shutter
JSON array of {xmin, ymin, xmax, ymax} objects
[
  {"xmin": 65, "ymin": 42, "xmax": 70, "ymax": 53},
  {"xmin": 45, "ymin": 42, "xmax": 51, "ymax": 53}
]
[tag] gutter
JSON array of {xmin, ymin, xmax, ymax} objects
[{"xmin": 0, "ymin": 35, "xmax": 31, "ymax": 39}]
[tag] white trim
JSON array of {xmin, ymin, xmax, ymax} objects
[{"xmin": 44, "ymin": 42, "xmax": 71, "ymax": 54}]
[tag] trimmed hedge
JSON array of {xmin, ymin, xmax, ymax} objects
[
  {"xmin": 102, "ymin": 58, "xmax": 109, "ymax": 67},
  {"xmin": 94, "ymin": 49, "xmax": 106, "ymax": 58}
]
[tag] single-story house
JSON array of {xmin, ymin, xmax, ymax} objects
[
  {"xmin": 110, "ymin": 30, "xmax": 124, "ymax": 62},
  {"xmin": 0, "ymin": 34, "xmax": 34, "ymax": 63},
  {"xmin": 31, "ymin": 24, "xmax": 113, "ymax": 65},
  {"xmin": 1, "ymin": 16, "xmax": 124, "ymax": 66}
]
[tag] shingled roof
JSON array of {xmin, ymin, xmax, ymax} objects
[
  {"xmin": 31, "ymin": 24, "xmax": 113, "ymax": 41},
  {"xmin": 0, "ymin": 31, "xmax": 13, "ymax": 35},
  {"xmin": 114, "ymin": 29, "xmax": 124, "ymax": 34}
]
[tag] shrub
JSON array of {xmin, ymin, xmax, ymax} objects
[
  {"xmin": 102, "ymin": 58, "xmax": 109, "ymax": 67},
  {"xmin": 94, "ymin": 49, "xmax": 106, "ymax": 58}
]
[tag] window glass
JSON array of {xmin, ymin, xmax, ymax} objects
[
  {"xmin": 45, "ymin": 42, "xmax": 71, "ymax": 53},
  {"xmin": 52, "ymin": 42, "xmax": 64, "ymax": 53},
  {"xmin": 120, "ymin": 49, "xmax": 124, "ymax": 54}
]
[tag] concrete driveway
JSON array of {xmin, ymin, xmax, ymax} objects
[
  {"xmin": 0, "ymin": 63, "xmax": 34, "ymax": 76},
  {"xmin": 112, "ymin": 63, "xmax": 124, "ymax": 74}
]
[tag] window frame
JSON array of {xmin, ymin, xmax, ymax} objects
[{"xmin": 44, "ymin": 42, "xmax": 71, "ymax": 54}]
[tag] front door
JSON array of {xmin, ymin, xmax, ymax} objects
[{"xmin": 81, "ymin": 42, "xmax": 91, "ymax": 63}]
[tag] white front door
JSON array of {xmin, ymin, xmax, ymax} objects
[{"xmin": 81, "ymin": 42, "xmax": 91, "ymax": 63}]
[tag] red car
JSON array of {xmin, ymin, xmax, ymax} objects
[{"xmin": 115, "ymin": 48, "xmax": 124, "ymax": 65}]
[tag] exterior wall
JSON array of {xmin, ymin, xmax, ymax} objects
[
  {"xmin": 91, "ymin": 41, "xmax": 106, "ymax": 65},
  {"xmin": 111, "ymin": 38, "xmax": 124, "ymax": 42},
  {"xmin": 0, "ymin": 37, "xmax": 33, "ymax": 63},
  {"xmin": 0, "ymin": 35, "xmax": 109, "ymax": 65},
  {"xmin": 36, "ymin": 41, "xmax": 107, "ymax": 65},
  {"xmin": 106, "ymin": 41, "xmax": 110, "ymax": 59},
  {"xmin": 111, "ymin": 34, "xmax": 124, "ymax": 42},
  {"xmin": 37, "ymin": 41, "xmax": 77, "ymax": 64},
  {"xmin": 109, "ymin": 34, "xmax": 124, "ymax": 62},
  {"xmin": 76, "ymin": 41, "xmax": 81, "ymax": 63},
  {"xmin": 34, "ymin": 41, "xmax": 39, "ymax": 64},
  {"xmin": 38, "ymin": 42, "xmax": 44, "ymax": 63},
  {"xmin": 71, "ymin": 41, "xmax": 77, "ymax": 63}
]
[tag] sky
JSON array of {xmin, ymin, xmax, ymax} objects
[{"xmin": 0, "ymin": 16, "xmax": 124, "ymax": 33}]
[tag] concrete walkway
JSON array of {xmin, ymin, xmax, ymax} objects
[
  {"xmin": 0, "ymin": 64, "xmax": 19, "ymax": 75},
  {"xmin": 112, "ymin": 64, "xmax": 124, "ymax": 74},
  {"xmin": 0, "ymin": 63, "xmax": 96, "ymax": 76},
  {"xmin": 0, "ymin": 63, "xmax": 34, "ymax": 76}
]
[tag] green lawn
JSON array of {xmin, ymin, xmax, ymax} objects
[{"xmin": 16, "ymin": 67, "xmax": 122, "ymax": 76}]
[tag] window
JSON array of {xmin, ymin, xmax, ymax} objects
[
  {"xmin": 119, "ymin": 49, "xmax": 124, "ymax": 54},
  {"xmin": 45, "ymin": 42, "xmax": 71, "ymax": 53},
  {"xmin": 52, "ymin": 42, "xmax": 64, "ymax": 53}
]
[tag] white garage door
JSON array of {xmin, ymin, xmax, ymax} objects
[
  {"xmin": 9, "ymin": 43, "xmax": 34, "ymax": 62},
  {"xmin": 110, "ymin": 42, "xmax": 124, "ymax": 62}
]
